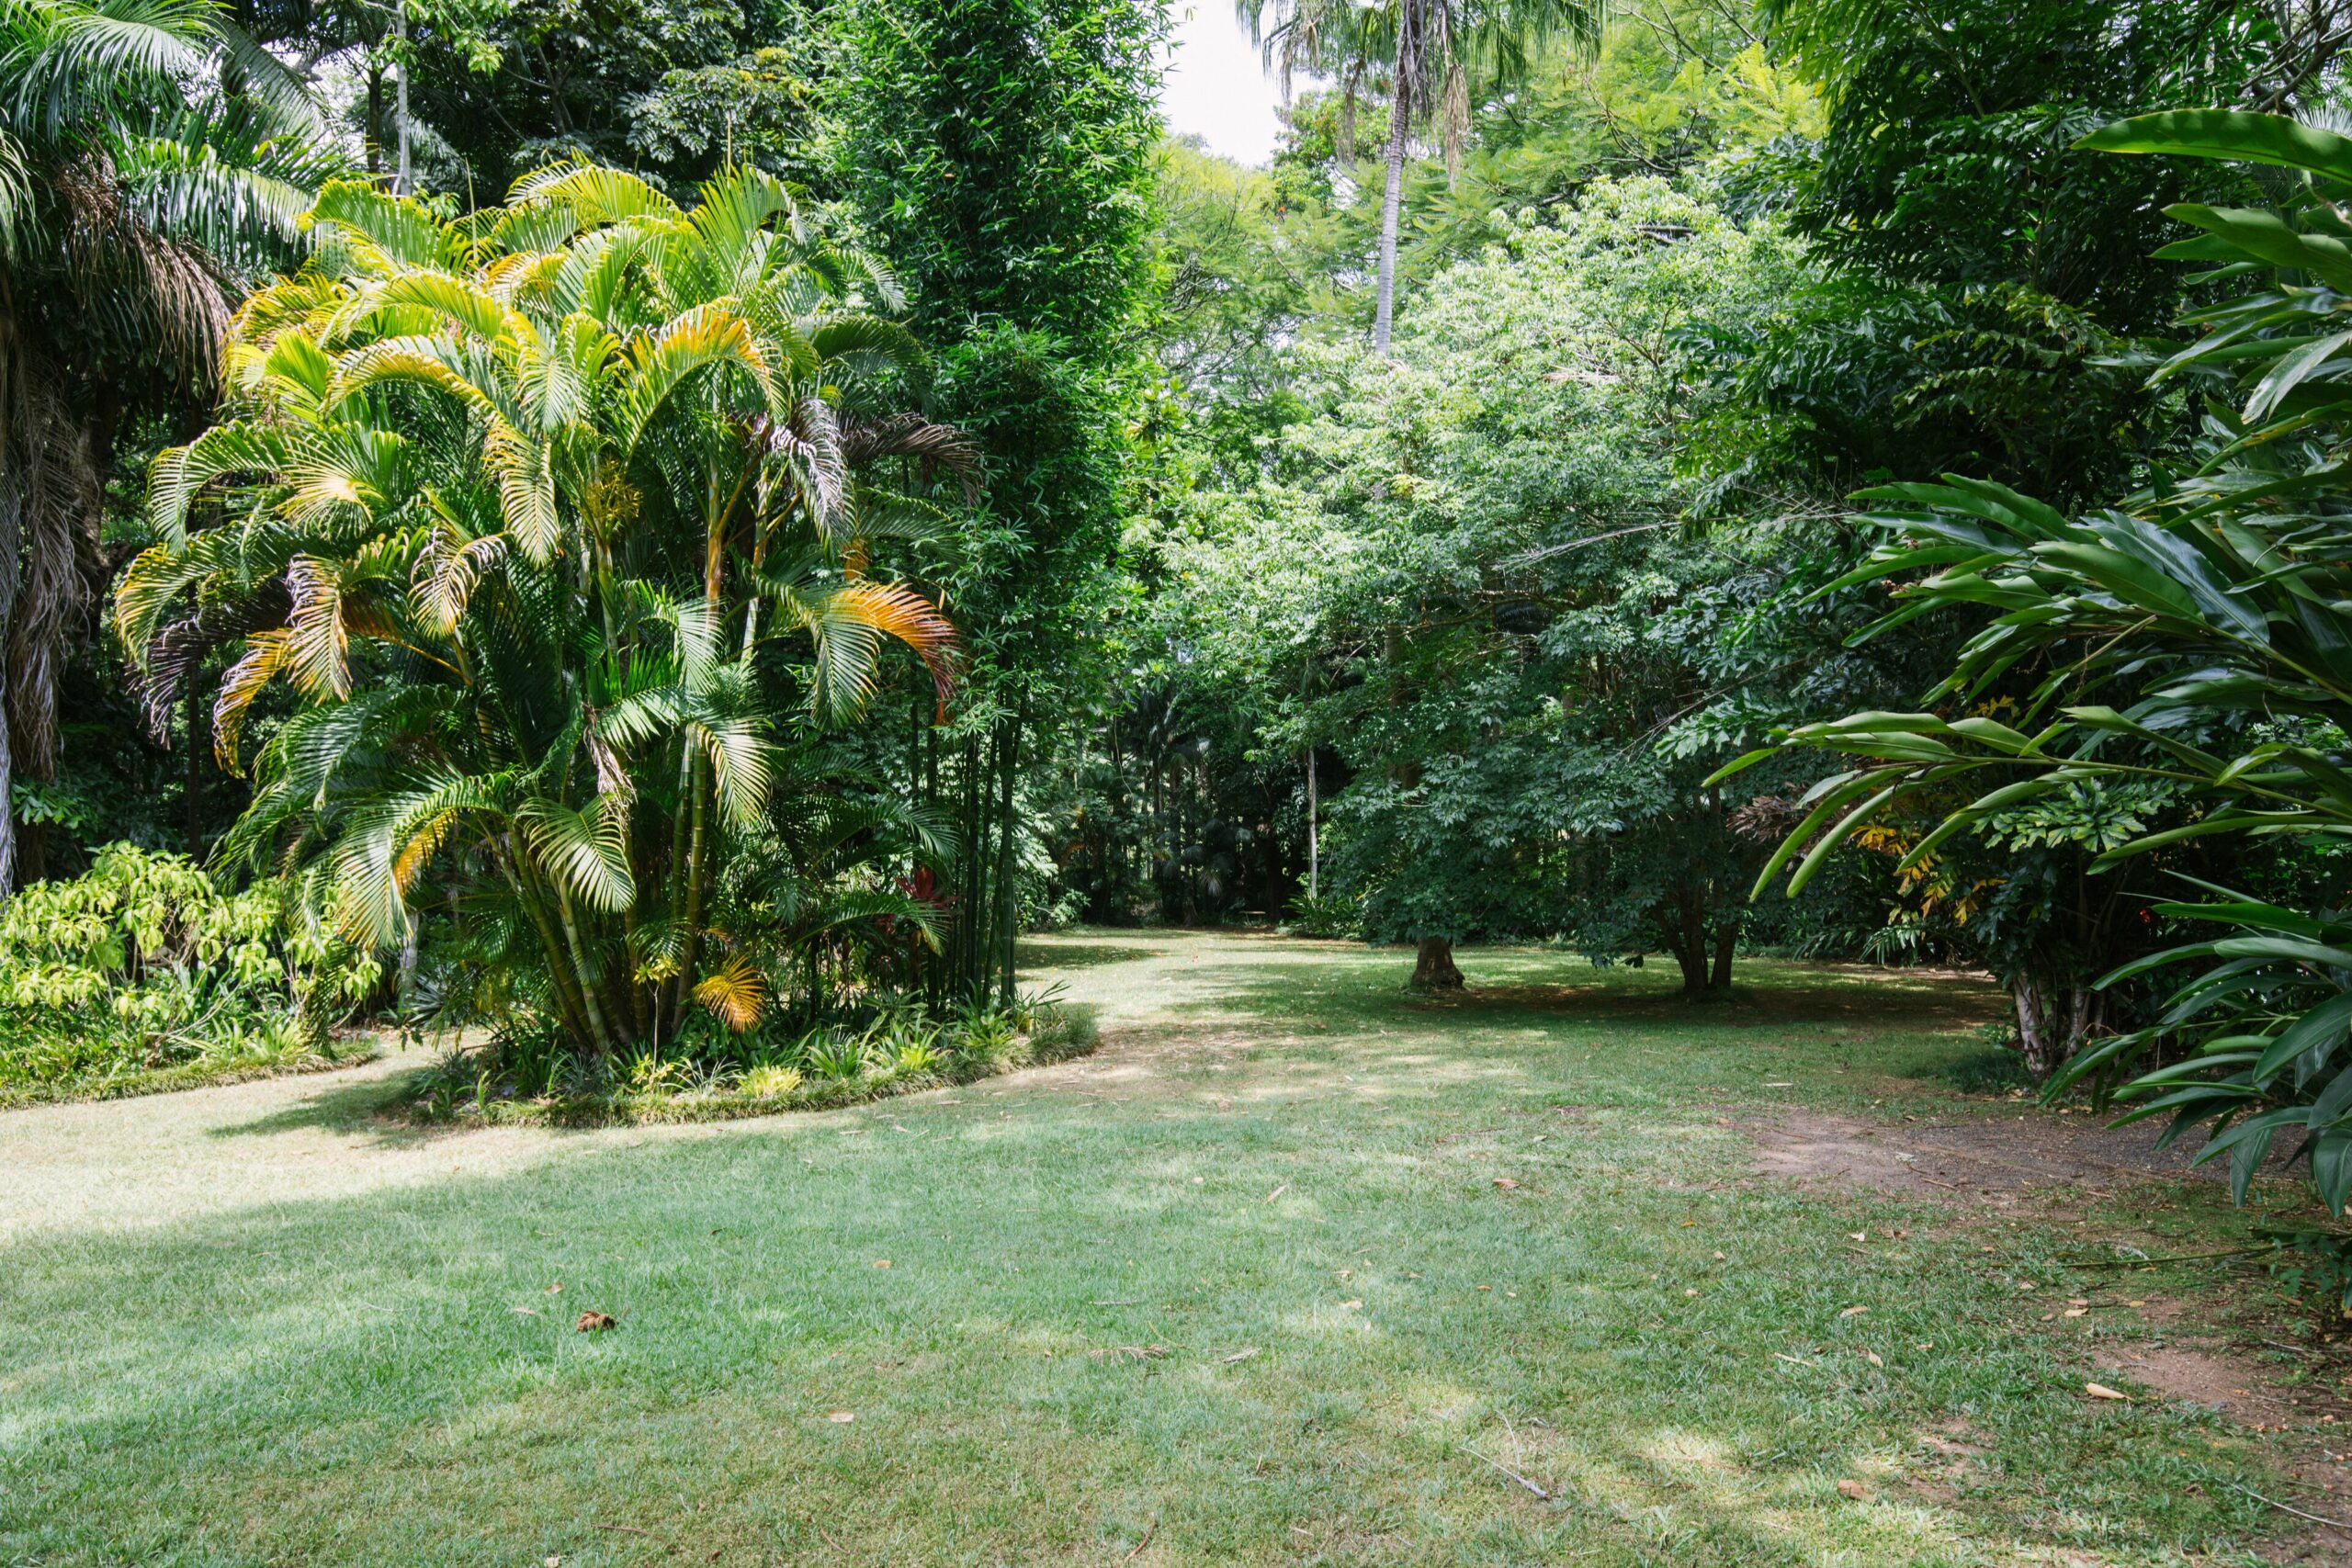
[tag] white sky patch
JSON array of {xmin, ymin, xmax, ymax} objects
[{"xmin": 1159, "ymin": 3, "xmax": 1316, "ymax": 166}]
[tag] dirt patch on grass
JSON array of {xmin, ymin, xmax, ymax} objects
[
  {"xmin": 1752, "ymin": 1106, "xmax": 2352, "ymax": 1563},
  {"xmin": 2095, "ymin": 1341, "xmax": 2289, "ymax": 1424},
  {"xmin": 1747, "ymin": 1106, "xmax": 2298, "ymax": 1205}
]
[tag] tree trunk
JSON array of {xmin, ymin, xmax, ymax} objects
[
  {"xmin": 1372, "ymin": 58, "xmax": 1411, "ymax": 354},
  {"xmin": 393, "ymin": 0, "xmax": 412, "ymax": 194},
  {"xmin": 993, "ymin": 707, "xmax": 1023, "ymax": 1006},
  {"xmin": 2013, "ymin": 976, "xmax": 2102, "ymax": 1082},
  {"xmin": 1411, "ymin": 935, "xmax": 1464, "ymax": 990},
  {"xmin": 366, "ymin": 62, "xmax": 383, "ymax": 175},
  {"xmin": 0, "ymin": 690, "xmax": 12, "ymax": 900},
  {"xmin": 1709, "ymin": 920, "xmax": 1736, "ymax": 993},
  {"xmin": 1661, "ymin": 891, "xmax": 1710, "ymax": 996},
  {"xmin": 184, "ymin": 676, "xmax": 206, "ymax": 857},
  {"xmin": 0, "ymin": 470, "xmax": 16, "ymax": 903},
  {"xmin": 1306, "ymin": 745, "xmax": 1318, "ymax": 901}
]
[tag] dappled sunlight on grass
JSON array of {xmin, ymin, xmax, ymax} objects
[{"xmin": 0, "ymin": 931, "xmax": 2306, "ymax": 1564}]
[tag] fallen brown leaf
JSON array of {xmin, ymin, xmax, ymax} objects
[
  {"xmin": 1493, "ymin": 1178, "xmax": 1521, "ymax": 1190},
  {"xmin": 574, "ymin": 1310, "xmax": 616, "ymax": 1333},
  {"xmin": 2085, "ymin": 1382, "xmax": 2132, "ymax": 1402},
  {"xmin": 1837, "ymin": 1479, "xmax": 1869, "ymax": 1501}
]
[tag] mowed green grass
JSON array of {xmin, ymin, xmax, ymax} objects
[{"xmin": 0, "ymin": 931, "xmax": 2315, "ymax": 1566}]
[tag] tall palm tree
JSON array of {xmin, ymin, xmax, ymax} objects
[
  {"xmin": 118, "ymin": 166, "xmax": 975, "ymax": 1051},
  {"xmin": 1241, "ymin": 0, "xmax": 1604, "ymax": 351},
  {"xmin": 0, "ymin": 0, "xmax": 333, "ymax": 895}
]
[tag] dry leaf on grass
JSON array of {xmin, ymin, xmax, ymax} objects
[
  {"xmin": 574, "ymin": 1310, "xmax": 616, "ymax": 1333},
  {"xmin": 1839, "ymin": 1305, "xmax": 1868, "ymax": 1319},
  {"xmin": 826, "ymin": 1410, "xmax": 855, "ymax": 1423},
  {"xmin": 1836, "ymin": 1479, "xmax": 1869, "ymax": 1501},
  {"xmin": 2085, "ymin": 1382, "xmax": 2132, "ymax": 1402},
  {"xmin": 1493, "ymin": 1178, "xmax": 1521, "ymax": 1190},
  {"xmin": 1220, "ymin": 1348, "xmax": 1260, "ymax": 1363},
  {"xmin": 1091, "ymin": 1344, "xmax": 1169, "ymax": 1361}
]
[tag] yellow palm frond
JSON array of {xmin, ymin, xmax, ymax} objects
[
  {"xmin": 213, "ymin": 628, "xmax": 291, "ymax": 772},
  {"xmin": 693, "ymin": 955, "xmax": 768, "ymax": 1032}
]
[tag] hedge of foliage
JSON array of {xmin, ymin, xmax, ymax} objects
[
  {"xmin": 405, "ymin": 992, "xmax": 1096, "ymax": 1126},
  {"xmin": 0, "ymin": 844, "xmax": 382, "ymax": 1106}
]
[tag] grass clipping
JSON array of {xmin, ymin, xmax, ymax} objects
[{"xmin": 403, "ymin": 1004, "xmax": 1100, "ymax": 1129}]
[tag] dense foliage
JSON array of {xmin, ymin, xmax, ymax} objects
[
  {"xmin": 0, "ymin": 842, "xmax": 377, "ymax": 1103},
  {"xmin": 1733, "ymin": 112, "xmax": 2352, "ymax": 1214},
  {"xmin": 14, "ymin": 0, "xmax": 2352, "ymax": 1242},
  {"xmin": 119, "ymin": 167, "xmax": 967, "ymax": 1057}
]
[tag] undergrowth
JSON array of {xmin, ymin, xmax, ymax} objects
[{"xmin": 404, "ymin": 995, "xmax": 1098, "ymax": 1127}]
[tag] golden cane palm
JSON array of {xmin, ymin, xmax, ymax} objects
[{"xmin": 117, "ymin": 165, "xmax": 973, "ymax": 1052}]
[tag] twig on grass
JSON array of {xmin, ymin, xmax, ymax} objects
[
  {"xmin": 1121, "ymin": 1518, "xmax": 1159, "ymax": 1561},
  {"xmin": 2071, "ymin": 1246, "xmax": 2270, "ymax": 1269},
  {"xmin": 1462, "ymin": 1444, "xmax": 1551, "ymax": 1500},
  {"xmin": 2232, "ymin": 1483, "xmax": 2352, "ymax": 1531}
]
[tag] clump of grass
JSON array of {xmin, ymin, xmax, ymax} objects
[
  {"xmin": 1940, "ymin": 1022, "xmax": 2033, "ymax": 1096},
  {"xmin": 403, "ymin": 996, "xmax": 1098, "ymax": 1127}
]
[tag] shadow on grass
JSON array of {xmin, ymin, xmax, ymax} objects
[
  {"xmin": 1013, "ymin": 938, "xmax": 1169, "ymax": 971},
  {"xmin": 1129, "ymin": 948, "xmax": 2003, "ymax": 1041},
  {"xmin": 207, "ymin": 1063, "xmax": 450, "ymax": 1147},
  {"xmin": 0, "ymin": 999, "xmax": 2286, "ymax": 1567}
]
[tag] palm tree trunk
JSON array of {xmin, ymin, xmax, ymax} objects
[
  {"xmin": 1372, "ymin": 61, "xmax": 1411, "ymax": 354},
  {"xmin": 508, "ymin": 853, "xmax": 594, "ymax": 1046},
  {"xmin": 393, "ymin": 0, "xmax": 412, "ymax": 194},
  {"xmin": 554, "ymin": 895, "xmax": 618, "ymax": 1054}
]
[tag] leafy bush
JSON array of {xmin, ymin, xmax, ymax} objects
[
  {"xmin": 1282, "ymin": 891, "xmax": 1363, "ymax": 941},
  {"xmin": 0, "ymin": 844, "xmax": 381, "ymax": 1105}
]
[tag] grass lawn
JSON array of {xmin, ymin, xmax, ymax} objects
[{"xmin": 0, "ymin": 931, "xmax": 2338, "ymax": 1565}]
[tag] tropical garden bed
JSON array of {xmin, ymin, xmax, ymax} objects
[{"xmin": 401, "ymin": 997, "xmax": 1097, "ymax": 1126}]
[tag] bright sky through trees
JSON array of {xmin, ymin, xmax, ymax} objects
[{"xmin": 1159, "ymin": 2, "xmax": 1300, "ymax": 164}]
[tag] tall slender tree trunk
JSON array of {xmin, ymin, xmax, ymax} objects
[
  {"xmin": 993, "ymin": 707, "xmax": 1024, "ymax": 1005},
  {"xmin": 1372, "ymin": 62, "xmax": 1411, "ymax": 355},
  {"xmin": 184, "ymin": 678, "xmax": 206, "ymax": 856},
  {"xmin": 365, "ymin": 62, "xmax": 383, "ymax": 175},
  {"xmin": 1306, "ymin": 745, "xmax": 1317, "ymax": 901},
  {"xmin": 393, "ymin": 0, "xmax": 413, "ymax": 193},
  {"xmin": 0, "ymin": 325, "xmax": 17, "ymax": 901},
  {"xmin": 0, "ymin": 484, "xmax": 17, "ymax": 903}
]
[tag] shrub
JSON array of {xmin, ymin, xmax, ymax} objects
[
  {"xmin": 0, "ymin": 844, "xmax": 380, "ymax": 1105},
  {"xmin": 1282, "ymin": 891, "xmax": 1363, "ymax": 941},
  {"xmin": 405, "ymin": 992, "xmax": 1099, "ymax": 1126}
]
